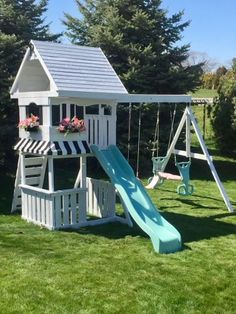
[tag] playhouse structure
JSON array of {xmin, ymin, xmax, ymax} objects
[{"xmin": 11, "ymin": 41, "xmax": 234, "ymax": 254}]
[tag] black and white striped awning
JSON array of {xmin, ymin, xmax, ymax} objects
[{"xmin": 14, "ymin": 138, "xmax": 90, "ymax": 156}]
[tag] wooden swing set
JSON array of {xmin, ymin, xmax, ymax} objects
[{"xmin": 126, "ymin": 99, "xmax": 234, "ymax": 212}]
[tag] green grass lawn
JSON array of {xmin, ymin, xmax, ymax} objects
[
  {"xmin": 1, "ymin": 104, "xmax": 236, "ymax": 314},
  {"xmin": 1, "ymin": 150, "xmax": 236, "ymax": 314},
  {"xmin": 189, "ymin": 88, "xmax": 218, "ymax": 98}
]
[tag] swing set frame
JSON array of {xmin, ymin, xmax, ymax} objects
[{"xmin": 119, "ymin": 94, "xmax": 234, "ymax": 213}]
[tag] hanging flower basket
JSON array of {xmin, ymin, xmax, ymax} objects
[
  {"xmin": 58, "ymin": 116, "xmax": 86, "ymax": 136},
  {"xmin": 18, "ymin": 114, "xmax": 40, "ymax": 132}
]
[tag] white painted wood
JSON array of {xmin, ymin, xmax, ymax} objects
[
  {"xmin": 186, "ymin": 111, "xmax": 191, "ymax": 158},
  {"xmin": 85, "ymin": 114, "xmax": 114, "ymax": 148},
  {"xmin": 36, "ymin": 195, "xmax": 41, "ymax": 223},
  {"xmin": 18, "ymin": 60, "xmax": 50, "ymax": 92},
  {"xmin": 49, "ymin": 97, "xmax": 115, "ymax": 107},
  {"xmin": 20, "ymin": 153, "xmax": 26, "ymax": 185},
  {"xmin": 187, "ymin": 107, "xmax": 234, "ymax": 212},
  {"xmin": 55, "ymin": 195, "xmax": 62, "ymax": 228},
  {"xmin": 79, "ymin": 156, "xmax": 87, "ymax": 222},
  {"xmin": 11, "ymin": 157, "xmax": 21, "ymax": 213},
  {"xmin": 41, "ymin": 196, "xmax": 46, "ymax": 225},
  {"xmin": 173, "ymin": 149, "xmax": 213, "ymax": 161},
  {"xmin": 63, "ymin": 195, "xmax": 69, "ymax": 225},
  {"xmin": 25, "ymin": 167, "xmax": 42, "ymax": 176},
  {"xmin": 11, "ymin": 40, "xmax": 127, "ymax": 97},
  {"xmin": 48, "ymin": 158, "xmax": 54, "ymax": 192},
  {"xmin": 32, "ymin": 193, "xmax": 36, "ymax": 222},
  {"xmin": 10, "ymin": 47, "xmax": 31, "ymax": 95},
  {"xmin": 164, "ymin": 108, "xmax": 188, "ymax": 169},
  {"xmin": 39, "ymin": 157, "xmax": 47, "ymax": 187},
  {"xmin": 70, "ymin": 192, "xmax": 77, "ymax": 224},
  {"xmin": 58, "ymin": 91, "xmax": 191, "ymax": 103},
  {"xmin": 11, "ymin": 91, "xmax": 58, "ymax": 99},
  {"xmin": 74, "ymin": 168, "xmax": 82, "ymax": 188},
  {"xmin": 86, "ymin": 177, "xmax": 117, "ymax": 219},
  {"xmin": 43, "ymin": 106, "xmax": 50, "ymax": 126},
  {"xmin": 20, "ymin": 180, "xmax": 130, "ymax": 229}
]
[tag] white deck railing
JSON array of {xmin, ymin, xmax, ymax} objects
[{"xmin": 20, "ymin": 177, "xmax": 121, "ymax": 229}]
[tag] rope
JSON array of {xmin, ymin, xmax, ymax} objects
[
  {"xmin": 152, "ymin": 103, "xmax": 160, "ymax": 158},
  {"xmin": 127, "ymin": 103, "xmax": 132, "ymax": 162},
  {"xmin": 167, "ymin": 103, "xmax": 177, "ymax": 151},
  {"xmin": 136, "ymin": 103, "xmax": 142, "ymax": 178}
]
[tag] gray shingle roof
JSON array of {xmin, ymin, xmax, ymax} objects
[{"xmin": 32, "ymin": 40, "xmax": 128, "ymax": 94}]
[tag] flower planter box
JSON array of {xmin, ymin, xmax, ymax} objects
[{"xmin": 19, "ymin": 126, "xmax": 87, "ymax": 142}]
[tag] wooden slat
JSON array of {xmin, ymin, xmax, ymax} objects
[
  {"xmin": 70, "ymin": 193, "xmax": 77, "ymax": 225},
  {"xmin": 36, "ymin": 195, "xmax": 41, "ymax": 223},
  {"xmin": 63, "ymin": 195, "xmax": 69, "ymax": 225},
  {"xmin": 24, "ymin": 157, "xmax": 45, "ymax": 166},
  {"xmin": 25, "ymin": 177, "xmax": 41, "ymax": 186},
  {"xmin": 54, "ymin": 195, "xmax": 62, "ymax": 228},
  {"xmin": 25, "ymin": 167, "xmax": 42, "ymax": 176},
  {"xmin": 41, "ymin": 197, "xmax": 46, "ymax": 225}
]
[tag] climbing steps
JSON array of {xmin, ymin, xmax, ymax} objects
[{"xmin": 11, "ymin": 155, "xmax": 47, "ymax": 212}]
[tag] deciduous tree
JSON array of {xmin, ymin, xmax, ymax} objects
[{"xmin": 211, "ymin": 60, "xmax": 236, "ymax": 154}]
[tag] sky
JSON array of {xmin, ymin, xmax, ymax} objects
[{"xmin": 45, "ymin": 0, "xmax": 236, "ymax": 68}]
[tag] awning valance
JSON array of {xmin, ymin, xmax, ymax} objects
[{"xmin": 14, "ymin": 138, "xmax": 90, "ymax": 156}]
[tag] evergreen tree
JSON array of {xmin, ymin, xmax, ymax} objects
[
  {"xmin": 64, "ymin": 0, "xmax": 203, "ymax": 94},
  {"xmin": 0, "ymin": 0, "xmax": 61, "ymax": 168},
  {"xmin": 64, "ymin": 0, "xmax": 204, "ymax": 172}
]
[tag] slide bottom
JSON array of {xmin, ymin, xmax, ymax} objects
[{"xmin": 91, "ymin": 145, "xmax": 182, "ymax": 254}]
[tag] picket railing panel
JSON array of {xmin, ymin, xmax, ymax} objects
[
  {"xmin": 86, "ymin": 177, "xmax": 116, "ymax": 218},
  {"xmin": 20, "ymin": 178, "xmax": 117, "ymax": 229},
  {"xmin": 85, "ymin": 115, "xmax": 115, "ymax": 149}
]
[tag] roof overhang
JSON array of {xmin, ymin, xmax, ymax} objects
[{"xmin": 57, "ymin": 90, "xmax": 192, "ymax": 103}]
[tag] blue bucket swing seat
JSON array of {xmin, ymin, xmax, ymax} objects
[
  {"xmin": 148, "ymin": 156, "xmax": 168, "ymax": 186},
  {"xmin": 175, "ymin": 160, "xmax": 194, "ymax": 196}
]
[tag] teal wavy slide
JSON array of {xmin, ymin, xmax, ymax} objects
[{"xmin": 91, "ymin": 145, "xmax": 182, "ymax": 254}]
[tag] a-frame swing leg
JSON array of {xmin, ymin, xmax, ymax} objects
[
  {"xmin": 186, "ymin": 107, "xmax": 234, "ymax": 212},
  {"xmin": 162, "ymin": 107, "xmax": 189, "ymax": 169},
  {"xmin": 160, "ymin": 106, "xmax": 234, "ymax": 212}
]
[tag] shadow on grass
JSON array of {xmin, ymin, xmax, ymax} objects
[
  {"xmin": 162, "ymin": 211, "xmax": 236, "ymax": 244},
  {"xmin": 66, "ymin": 220, "xmax": 148, "ymax": 240},
  {"xmin": 188, "ymin": 158, "xmax": 236, "ymax": 182},
  {"xmin": 67, "ymin": 210, "xmax": 236, "ymax": 248},
  {"xmin": 160, "ymin": 198, "xmax": 222, "ymax": 210}
]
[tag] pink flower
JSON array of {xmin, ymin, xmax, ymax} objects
[
  {"xmin": 18, "ymin": 114, "xmax": 40, "ymax": 130},
  {"xmin": 58, "ymin": 125, "xmax": 65, "ymax": 132},
  {"xmin": 58, "ymin": 116, "xmax": 86, "ymax": 135}
]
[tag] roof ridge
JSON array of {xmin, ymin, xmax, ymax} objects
[{"xmin": 31, "ymin": 40, "xmax": 101, "ymax": 50}]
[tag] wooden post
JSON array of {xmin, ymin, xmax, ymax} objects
[
  {"xmin": 48, "ymin": 157, "xmax": 54, "ymax": 192},
  {"xmin": 203, "ymin": 103, "xmax": 206, "ymax": 140},
  {"xmin": 20, "ymin": 152, "xmax": 26, "ymax": 185},
  {"xmin": 186, "ymin": 107, "xmax": 191, "ymax": 158},
  {"xmin": 164, "ymin": 108, "xmax": 188, "ymax": 169},
  {"xmin": 79, "ymin": 155, "xmax": 87, "ymax": 222}
]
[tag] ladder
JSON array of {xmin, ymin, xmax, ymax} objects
[{"xmin": 11, "ymin": 155, "xmax": 47, "ymax": 213}]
